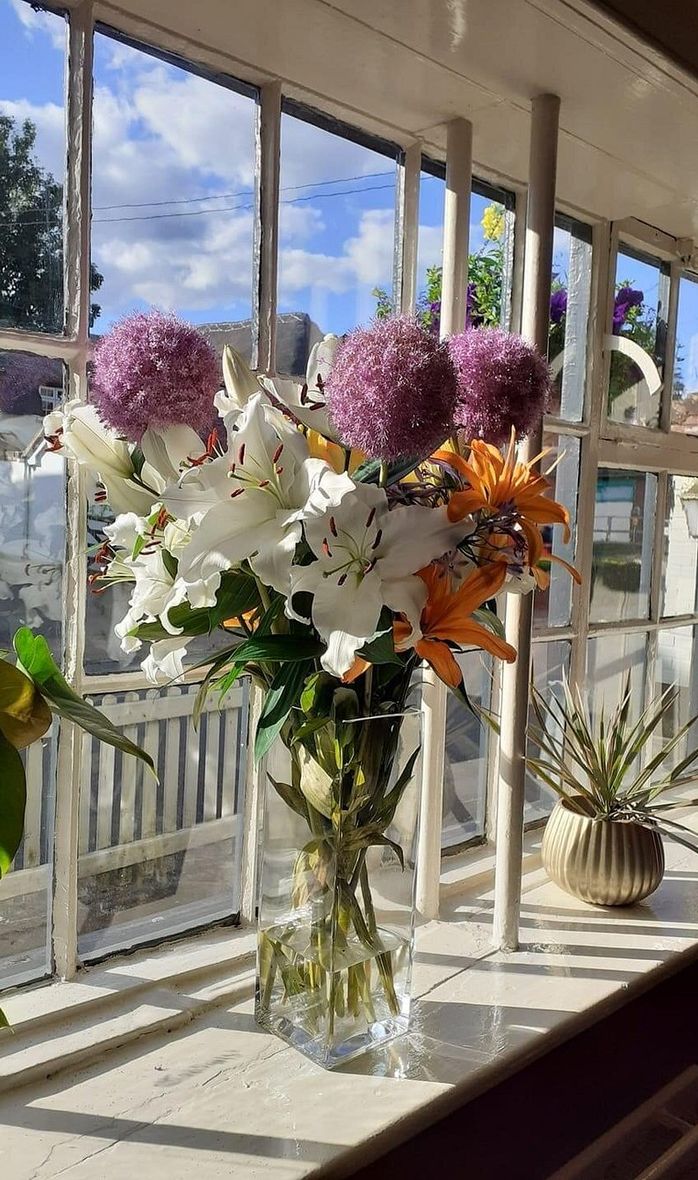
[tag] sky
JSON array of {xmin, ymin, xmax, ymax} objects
[{"xmin": 2, "ymin": 0, "xmax": 698, "ymax": 389}]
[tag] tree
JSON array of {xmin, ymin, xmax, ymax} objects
[{"xmin": 0, "ymin": 115, "xmax": 103, "ymax": 331}]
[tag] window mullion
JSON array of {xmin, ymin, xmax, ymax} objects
[
  {"xmin": 569, "ymin": 219, "xmax": 613, "ymax": 690},
  {"xmin": 395, "ymin": 140, "xmax": 421, "ymax": 314},
  {"xmin": 253, "ymin": 80, "xmax": 281, "ymax": 374},
  {"xmin": 417, "ymin": 117, "xmax": 472, "ymax": 921},
  {"xmin": 659, "ymin": 262, "xmax": 681, "ymax": 433},
  {"xmin": 52, "ymin": 0, "xmax": 95, "ymax": 981}
]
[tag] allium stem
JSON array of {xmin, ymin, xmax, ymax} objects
[{"xmin": 378, "ymin": 461, "xmax": 389, "ymax": 488}]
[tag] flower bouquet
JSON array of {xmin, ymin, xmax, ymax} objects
[{"xmin": 47, "ymin": 310, "xmax": 576, "ymax": 1066}]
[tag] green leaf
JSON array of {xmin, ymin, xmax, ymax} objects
[
  {"xmin": 13, "ymin": 629, "xmax": 156, "ymax": 778},
  {"xmin": 0, "ymin": 730, "xmax": 26, "ymax": 877},
  {"xmin": 0, "ymin": 658, "xmax": 52, "ymax": 750},
  {"xmin": 161, "ymin": 549, "xmax": 178, "ymax": 580},
  {"xmin": 472, "ymin": 607, "xmax": 506, "ymax": 641},
  {"xmin": 353, "ymin": 455, "xmax": 424, "ymax": 487},
  {"xmin": 268, "ymin": 774, "xmax": 309, "ymax": 823},
  {"xmin": 255, "ymin": 660, "xmax": 314, "ymax": 763},
  {"xmin": 0, "ymin": 1007, "xmax": 11, "ymax": 1031},
  {"xmin": 134, "ymin": 572, "xmax": 259, "ymax": 641},
  {"xmin": 357, "ymin": 615, "xmax": 403, "ymax": 667}
]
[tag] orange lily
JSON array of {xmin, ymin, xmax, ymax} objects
[
  {"xmin": 306, "ymin": 429, "xmax": 364, "ymax": 475},
  {"xmin": 394, "ymin": 562, "xmax": 516, "ymax": 689},
  {"xmin": 442, "ymin": 435, "xmax": 577, "ymax": 576}
]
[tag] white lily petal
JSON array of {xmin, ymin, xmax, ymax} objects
[
  {"xmin": 377, "ymin": 505, "xmax": 468, "ymax": 580},
  {"xmin": 218, "ymin": 345, "xmax": 262, "ymax": 413},
  {"xmin": 140, "ymin": 425, "xmax": 206, "ymax": 484},
  {"xmin": 104, "ymin": 512, "xmax": 147, "ymax": 553},
  {"xmin": 311, "ymin": 571, "xmax": 384, "ymax": 677},
  {"xmin": 100, "ymin": 475, "xmax": 160, "ymax": 516},
  {"xmin": 142, "ymin": 639, "xmax": 188, "ymax": 684},
  {"xmin": 382, "ymin": 575, "xmax": 428, "ymax": 645}
]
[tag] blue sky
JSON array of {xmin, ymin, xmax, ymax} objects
[{"xmin": 3, "ymin": 0, "xmax": 698, "ymax": 390}]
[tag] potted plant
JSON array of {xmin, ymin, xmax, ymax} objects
[
  {"xmin": 528, "ymin": 676, "xmax": 698, "ymax": 906},
  {"xmin": 0, "ymin": 626, "xmax": 154, "ymax": 1024}
]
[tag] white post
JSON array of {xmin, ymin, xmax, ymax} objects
[
  {"xmin": 396, "ymin": 141, "xmax": 422, "ymax": 314},
  {"xmin": 416, "ymin": 118, "xmax": 472, "ymax": 921},
  {"xmin": 493, "ymin": 94, "xmax": 560, "ymax": 952},
  {"xmin": 254, "ymin": 81, "xmax": 281, "ymax": 374},
  {"xmin": 53, "ymin": 0, "xmax": 94, "ymax": 979}
]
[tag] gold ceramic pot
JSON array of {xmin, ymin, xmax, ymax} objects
[{"xmin": 541, "ymin": 798, "xmax": 664, "ymax": 906}]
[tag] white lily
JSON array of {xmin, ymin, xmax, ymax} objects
[
  {"xmin": 289, "ymin": 482, "xmax": 469, "ymax": 677},
  {"xmin": 168, "ymin": 393, "xmax": 350, "ymax": 607},
  {"xmin": 140, "ymin": 424, "xmax": 209, "ymax": 486},
  {"xmin": 45, "ymin": 400, "xmax": 157, "ymax": 515},
  {"xmin": 259, "ymin": 333, "xmax": 341, "ymax": 442},
  {"xmin": 142, "ymin": 638, "xmax": 188, "ymax": 685},
  {"xmin": 214, "ymin": 345, "xmax": 263, "ymax": 418}
]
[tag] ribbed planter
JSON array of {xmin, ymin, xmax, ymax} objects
[{"xmin": 541, "ymin": 798, "xmax": 665, "ymax": 906}]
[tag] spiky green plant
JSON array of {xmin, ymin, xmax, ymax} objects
[{"xmin": 527, "ymin": 675, "xmax": 698, "ymax": 850}]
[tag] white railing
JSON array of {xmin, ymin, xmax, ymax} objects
[{"xmin": 1, "ymin": 682, "xmax": 248, "ymax": 902}]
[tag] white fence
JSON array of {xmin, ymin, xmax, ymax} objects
[{"xmin": 2, "ymin": 681, "xmax": 248, "ymax": 901}]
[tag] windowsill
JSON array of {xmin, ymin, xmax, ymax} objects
[{"xmin": 2, "ymin": 812, "xmax": 698, "ymax": 1178}]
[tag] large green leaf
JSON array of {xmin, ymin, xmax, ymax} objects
[
  {"xmin": 0, "ymin": 658, "xmax": 52, "ymax": 750},
  {"xmin": 353, "ymin": 455, "xmax": 423, "ymax": 487},
  {"xmin": 0, "ymin": 730, "xmax": 27, "ymax": 877},
  {"xmin": 13, "ymin": 629, "xmax": 156, "ymax": 778},
  {"xmin": 357, "ymin": 613, "xmax": 403, "ymax": 667},
  {"xmin": 134, "ymin": 572, "xmax": 260, "ymax": 641},
  {"xmin": 255, "ymin": 660, "xmax": 314, "ymax": 763}
]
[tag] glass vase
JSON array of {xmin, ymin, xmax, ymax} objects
[{"xmin": 255, "ymin": 707, "xmax": 422, "ymax": 1069}]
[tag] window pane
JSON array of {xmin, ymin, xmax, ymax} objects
[
  {"xmin": 548, "ymin": 218, "xmax": 592, "ymax": 421},
  {"xmin": 590, "ymin": 468, "xmax": 656, "ymax": 623},
  {"xmin": 277, "ymin": 111, "xmax": 398, "ymax": 376},
  {"xmin": 0, "ymin": 0, "xmax": 67, "ymax": 332},
  {"xmin": 586, "ymin": 632, "xmax": 647, "ymax": 724},
  {"xmin": 533, "ymin": 431, "xmax": 580, "ymax": 629},
  {"xmin": 662, "ymin": 476, "xmax": 698, "ymax": 618},
  {"xmin": 415, "ymin": 167, "xmax": 510, "ymax": 335},
  {"xmin": 607, "ymin": 247, "xmax": 669, "ymax": 428},
  {"xmin": 78, "ymin": 681, "xmax": 247, "ymax": 960},
  {"xmin": 654, "ymin": 625, "xmax": 698, "ymax": 775},
  {"xmin": 91, "ymin": 33, "xmax": 256, "ymax": 354},
  {"xmin": 671, "ymin": 273, "xmax": 698, "ymax": 436},
  {"xmin": 525, "ymin": 640, "xmax": 570, "ymax": 825},
  {"xmin": 0, "ymin": 350, "xmax": 65, "ymax": 987},
  {"xmin": 442, "ymin": 652, "xmax": 491, "ymax": 850}
]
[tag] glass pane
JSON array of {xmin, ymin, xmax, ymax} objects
[
  {"xmin": 0, "ymin": 351, "xmax": 65, "ymax": 987},
  {"xmin": 78, "ymin": 681, "xmax": 248, "ymax": 960},
  {"xmin": 671, "ymin": 273, "xmax": 698, "ymax": 436},
  {"xmin": 91, "ymin": 33, "xmax": 256, "ymax": 355},
  {"xmin": 415, "ymin": 169, "xmax": 510, "ymax": 335},
  {"xmin": 590, "ymin": 468, "xmax": 656, "ymax": 624},
  {"xmin": 442, "ymin": 652, "xmax": 491, "ymax": 850},
  {"xmin": 525, "ymin": 640, "xmax": 570, "ymax": 825},
  {"xmin": 662, "ymin": 476, "xmax": 698, "ymax": 618},
  {"xmin": 277, "ymin": 110, "xmax": 398, "ymax": 376},
  {"xmin": 607, "ymin": 246, "xmax": 669, "ymax": 427},
  {"xmin": 533, "ymin": 431, "xmax": 580, "ymax": 629},
  {"xmin": 0, "ymin": 0, "xmax": 67, "ymax": 332},
  {"xmin": 586, "ymin": 632, "xmax": 647, "ymax": 725},
  {"xmin": 654, "ymin": 625, "xmax": 698, "ymax": 776},
  {"xmin": 548, "ymin": 218, "xmax": 592, "ymax": 421}
]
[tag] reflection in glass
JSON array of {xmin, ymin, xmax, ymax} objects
[
  {"xmin": 661, "ymin": 477, "xmax": 698, "ymax": 618},
  {"xmin": 0, "ymin": 348, "xmax": 64, "ymax": 987},
  {"xmin": 607, "ymin": 247, "xmax": 669, "ymax": 427},
  {"xmin": 533, "ymin": 432, "xmax": 580, "ymax": 629},
  {"xmin": 91, "ymin": 32, "xmax": 256, "ymax": 356},
  {"xmin": 0, "ymin": 2, "xmax": 67, "ymax": 332},
  {"xmin": 654, "ymin": 625, "xmax": 698, "ymax": 773},
  {"xmin": 78, "ymin": 681, "xmax": 247, "ymax": 960},
  {"xmin": 525, "ymin": 640, "xmax": 570, "ymax": 825},
  {"xmin": 442, "ymin": 652, "xmax": 491, "ymax": 849},
  {"xmin": 590, "ymin": 468, "xmax": 656, "ymax": 623},
  {"xmin": 671, "ymin": 273, "xmax": 698, "ymax": 436},
  {"xmin": 586, "ymin": 632, "xmax": 647, "ymax": 726},
  {"xmin": 547, "ymin": 217, "xmax": 592, "ymax": 421}
]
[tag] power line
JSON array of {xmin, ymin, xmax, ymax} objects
[
  {"xmin": 92, "ymin": 168, "xmax": 395, "ymax": 210},
  {"xmin": 3, "ymin": 180, "xmax": 398, "ymax": 228}
]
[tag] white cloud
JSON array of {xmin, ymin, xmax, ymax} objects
[
  {"xmin": 279, "ymin": 208, "xmax": 394, "ymax": 295},
  {"xmin": 9, "ymin": 0, "xmax": 66, "ymax": 51},
  {"xmin": 0, "ymin": 99, "xmax": 65, "ymax": 179}
]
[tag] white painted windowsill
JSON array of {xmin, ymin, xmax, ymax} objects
[{"xmin": 2, "ymin": 814, "xmax": 698, "ymax": 1179}]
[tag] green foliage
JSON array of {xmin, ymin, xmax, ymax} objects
[
  {"xmin": 133, "ymin": 570, "xmax": 260, "ymax": 642},
  {"xmin": 0, "ymin": 731, "xmax": 27, "ymax": 876},
  {"xmin": 0, "ymin": 115, "xmax": 103, "ymax": 330},
  {"xmin": 527, "ymin": 675, "xmax": 698, "ymax": 848}
]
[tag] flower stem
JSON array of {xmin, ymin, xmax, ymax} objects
[{"xmin": 378, "ymin": 461, "xmax": 389, "ymax": 488}]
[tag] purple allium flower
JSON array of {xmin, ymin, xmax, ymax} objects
[
  {"xmin": 326, "ymin": 315, "xmax": 458, "ymax": 460},
  {"xmin": 91, "ymin": 311, "xmax": 221, "ymax": 442},
  {"xmin": 448, "ymin": 327, "xmax": 551, "ymax": 448},
  {"xmin": 613, "ymin": 287, "xmax": 644, "ymax": 333},
  {"xmin": 550, "ymin": 288, "xmax": 568, "ymax": 325}
]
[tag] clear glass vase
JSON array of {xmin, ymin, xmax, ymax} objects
[{"xmin": 255, "ymin": 707, "xmax": 421, "ymax": 1069}]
